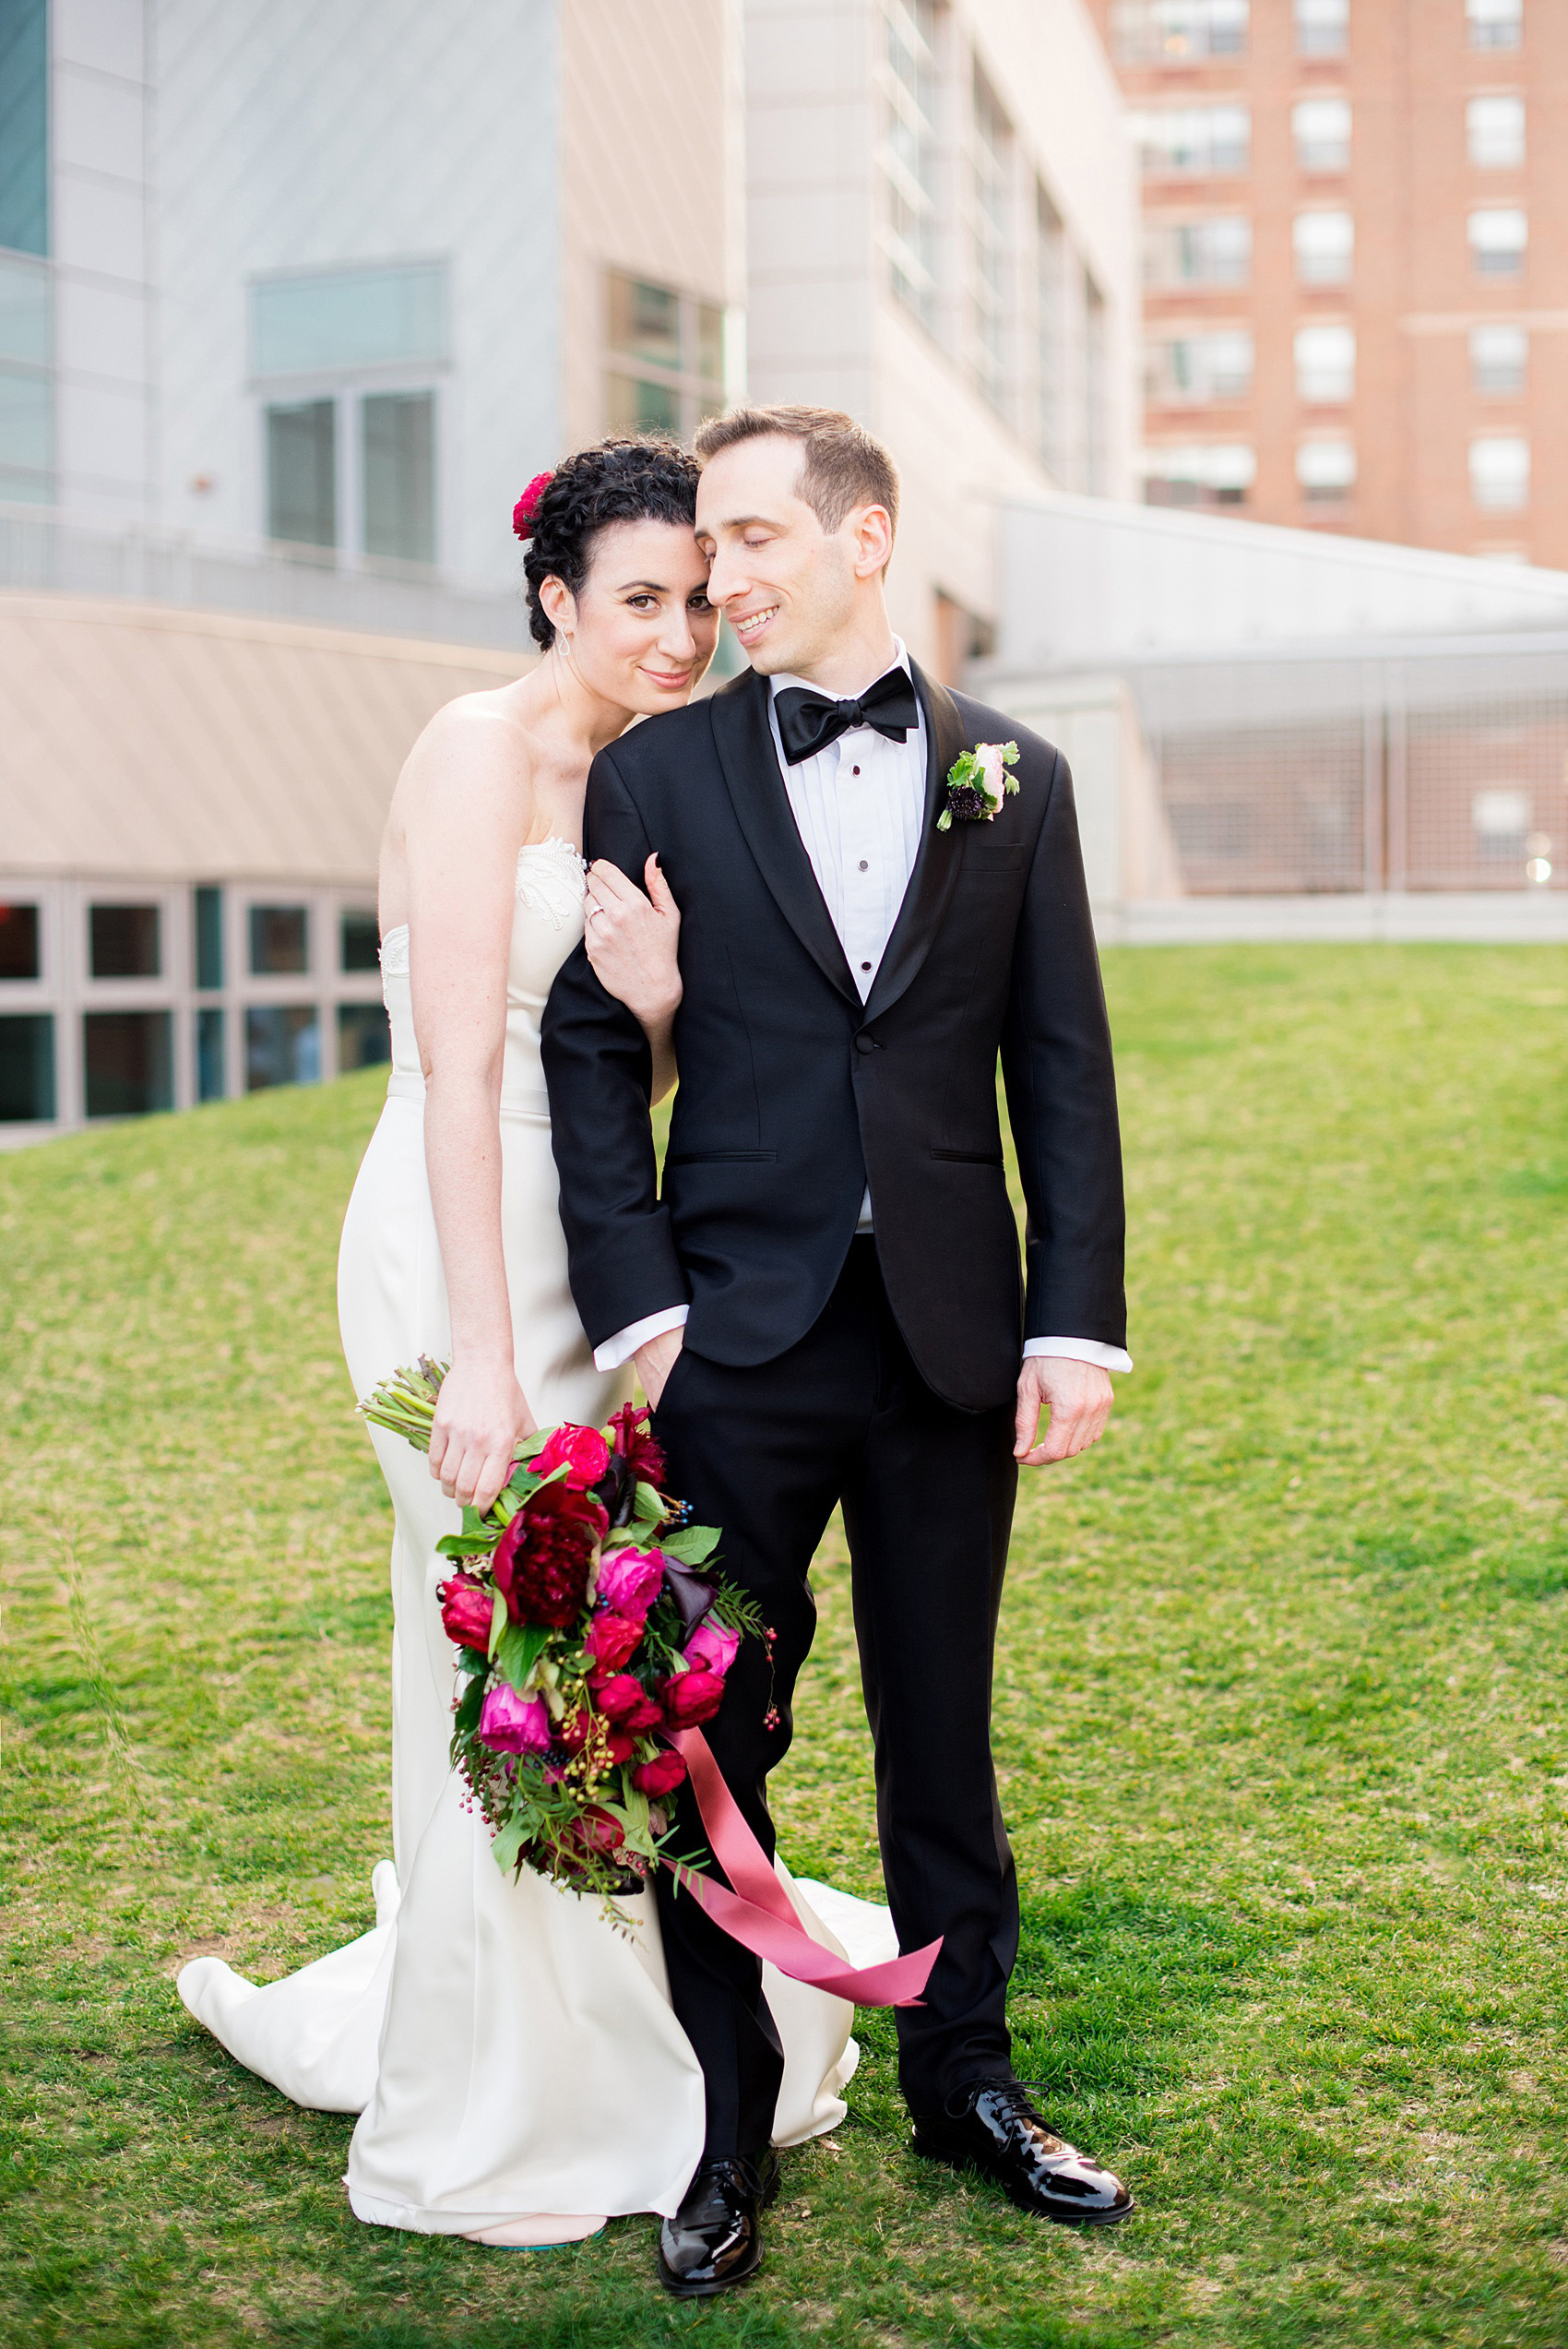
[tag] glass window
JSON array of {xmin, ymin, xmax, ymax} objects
[
  {"xmin": 1470, "ymin": 435, "xmax": 1529, "ymax": 509},
  {"xmin": 1112, "ymin": 1, "xmax": 1247, "ymax": 62},
  {"xmin": 246, "ymin": 1005, "xmax": 321, "ymax": 1091},
  {"xmin": 0, "ymin": 1010, "xmax": 53, "ymax": 1120},
  {"xmin": 0, "ymin": 0, "xmax": 48, "ymax": 256},
  {"xmin": 1469, "ymin": 208, "xmax": 1527, "ymax": 275},
  {"xmin": 1467, "ymin": 0, "xmax": 1522, "ymax": 50},
  {"xmin": 1471, "ymin": 786, "xmax": 1530, "ymax": 859},
  {"xmin": 608, "ymin": 275, "xmax": 682, "ymax": 373},
  {"xmin": 1146, "ymin": 329, "xmax": 1254, "ymax": 405},
  {"xmin": 1134, "ymin": 107, "xmax": 1252, "ymax": 177},
  {"xmin": 249, "ymin": 904, "xmax": 309, "ymax": 975},
  {"xmin": 1145, "ymin": 216, "xmax": 1252, "ymax": 288},
  {"xmin": 362, "ymin": 389, "xmax": 435, "ymax": 564},
  {"xmin": 1296, "ymin": 438, "xmax": 1357, "ymax": 497},
  {"xmin": 1143, "ymin": 444, "xmax": 1255, "ymax": 507},
  {"xmin": 0, "ymin": 250, "xmax": 49, "ymax": 364},
  {"xmin": 195, "ymin": 886, "xmax": 224, "ymax": 990},
  {"xmin": 251, "ymin": 263, "xmax": 447, "ymax": 380},
  {"xmin": 267, "ymin": 399, "xmax": 336, "ymax": 548},
  {"xmin": 1294, "ymin": 0, "xmax": 1348, "ymax": 54},
  {"xmin": 89, "ymin": 903, "xmax": 160, "ymax": 979},
  {"xmin": 0, "ymin": 349, "xmax": 50, "ymax": 500},
  {"xmin": 340, "ymin": 909, "xmax": 381, "ymax": 972},
  {"xmin": 1471, "ymin": 323, "xmax": 1526, "ymax": 394},
  {"xmin": 1293, "ymin": 210, "xmax": 1354, "ymax": 285},
  {"xmin": 1037, "ymin": 186, "xmax": 1064, "ymax": 472},
  {"xmin": 883, "ymin": 0, "xmax": 940, "ymax": 332},
  {"xmin": 1295, "ymin": 324, "xmax": 1356, "ymax": 401},
  {"xmin": 1467, "ymin": 96, "xmax": 1525, "ymax": 169},
  {"xmin": 971, "ymin": 68, "xmax": 1012, "ymax": 416},
  {"xmin": 84, "ymin": 1010, "xmax": 173, "ymax": 1117},
  {"xmin": 196, "ymin": 1006, "xmax": 226, "ymax": 1103},
  {"xmin": 603, "ymin": 270, "xmax": 727, "ymax": 439},
  {"xmin": 0, "ymin": 900, "xmax": 39, "ymax": 980},
  {"xmin": 605, "ymin": 374, "xmax": 681, "ymax": 436},
  {"xmin": 1293, "ymin": 99, "xmax": 1352, "ymax": 173},
  {"xmin": 338, "ymin": 1001, "xmax": 391, "ymax": 1072}
]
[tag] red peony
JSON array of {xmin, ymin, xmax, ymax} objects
[
  {"xmin": 493, "ymin": 1481, "xmax": 607, "ymax": 1628},
  {"xmin": 513, "ymin": 471, "xmax": 553, "ymax": 539},
  {"xmin": 437, "ymin": 1570, "xmax": 493, "ymax": 1651},
  {"xmin": 659, "ymin": 1668, "xmax": 728, "ymax": 1728},
  {"xmin": 572, "ymin": 1807, "xmax": 624, "ymax": 1858},
  {"xmin": 608, "ymin": 1401, "xmax": 666, "ymax": 1488},
  {"xmin": 594, "ymin": 1673, "xmax": 664, "ymax": 1731},
  {"xmin": 584, "ymin": 1606, "xmax": 643, "ymax": 1674},
  {"xmin": 531, "ymin": 1423, "xmax": 612, "ymax": 1491},
  {"xmin": 633, "ymin": 1748, "xmax": 688, "ymax": 1797}
]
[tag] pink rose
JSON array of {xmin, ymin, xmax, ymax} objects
[
  {"xmin": 596, "ymin": 1544, "xmax": 666, "ymax": 1621},
  {"xmin": 683, "ymin": 1618, "xmax": 740, "ymax": 1679},
  {"xmin": 531, "ymin": 1423, "xmax": 612, "ymax": 1491},
  {"xmin": 594, "ymin": 1674, "xmax": 664, "ymax": 1731},
  {"xmin": 584, "ymin": 1608, "xmax": 643, "ymax": 1674},
  {"xmin": 659, "ymin": 1668, "xmax": 727, "ymax": 1729},
  {"xmin": 633, "ymin": 1747, "xmax": 688, "ymax": 1796},
  {"xmin": 438, "ymin": 1570, "xmax": 493, "ymax": 1652},
  {"xmin": 478, "ymin": 1683, "xmax": 552, "ymax": 1756}
]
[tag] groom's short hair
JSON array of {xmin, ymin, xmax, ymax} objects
[{"xmin": 693, "ymin": 404, "xmax": 899, "ymax": 542}]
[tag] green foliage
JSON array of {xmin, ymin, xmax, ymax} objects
[{"xmin": 4, "ymin": 947, "xmax": 1568, "ymax": 2346}]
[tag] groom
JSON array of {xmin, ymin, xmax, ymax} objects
[{"xmin": 542, "ymin": 405, "xmax": 1133, "ymax": 2294}]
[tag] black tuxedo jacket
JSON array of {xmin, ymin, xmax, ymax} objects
[{"xmin": 540, "ymin": 660, "xmax": 1125, "ymax": 1413}]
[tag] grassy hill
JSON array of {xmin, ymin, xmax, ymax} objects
[{"xmin": 2, "ymin": 944, "xmax": 1567, "ymax": 2347}]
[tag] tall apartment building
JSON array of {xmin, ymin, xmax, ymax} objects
[
  {"xmin": 1085, "ymin": 0, "xmax": 1568, "ymax": 565},
  {"xmin": 747, "ymin": 0, "xmax": 1137, "ymax": 669}
]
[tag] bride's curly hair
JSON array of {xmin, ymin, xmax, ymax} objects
[{"xmin": 518, "ymin": 437, "xmax": 701, "ymax": 651}]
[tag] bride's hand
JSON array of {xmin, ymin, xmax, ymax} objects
[
  {"xmin": 428, "ymin": 1358, "xmax": 537, "ymax": 1515},
  {"xmin": 584, "ymin": 853, "xmax": 682, "ymax": 1024}
]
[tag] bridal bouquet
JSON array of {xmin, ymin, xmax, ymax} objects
[{"xmin": 360, "ymin": 1361, "xmax": 760, "ymax": 1912}]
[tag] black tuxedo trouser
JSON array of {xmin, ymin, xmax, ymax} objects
[{"xmin": 650, "ymin": 1237, "xmax": 1021, "ymax": 2158}]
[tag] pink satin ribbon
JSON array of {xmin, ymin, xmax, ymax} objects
[{"xmin": 662, "ymin": 1726, "xmax": 941, "ymax": 2008}]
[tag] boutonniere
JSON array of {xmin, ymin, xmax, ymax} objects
[{"xmin": 938, "ymin": 741, "xmax": 1019, "ymax": 831}]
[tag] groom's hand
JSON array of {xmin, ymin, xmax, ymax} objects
[
  {"xmin": 1014, "ymin": 1356, "xmax": 1113, "ymax": 1468},
  {"xmin": 635, "ymin": 1327, "xmax": 684, "ymax": 1411}
]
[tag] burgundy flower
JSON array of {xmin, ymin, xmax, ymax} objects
[
  {"xmin": 437, "ymin": 1570, "xmax": 493, "ymax": 1651},
  {"xmin": 573, "ymin": 1807, "xmax": 624, "ymax": 1858},
  {"xmin": 584, "ymin": 1607, "xmax": 643, "ymax": 1675},
  {"xmin": 659, "ymin": 1667, "xmax": 727, "ymax": 1729},
  {"xmin": 608, "ymin": 1401, "xmax": 667, "ymax": 1488},
  {"xmin": 594, "ymin": 1673, "xmax": 664, "ymax": 1731},
  {"xmin": 493, "ymin": 1481, "xmax": 607, "ymax": 1628},
  {"xmin": 633, "ymin": 1748, "xmax": 688, "ymax": 1797},
  {"xmin": 512, "ymin": 471, "xmax": 553, "ymax": 539},
  {"xmin": 531, "ymin": 1423, "xmax": 612, "ymax": 1491}
]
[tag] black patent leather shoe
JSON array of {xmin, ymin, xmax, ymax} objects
[
  {"xmin": 912, "ymin": 2080, "xmax": 1134, "ymax": 2224},
  {"xmin": 657, "ymin": 2150, "xmax": 779, "ymax": 2297}
]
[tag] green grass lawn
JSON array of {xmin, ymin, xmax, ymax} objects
[{"xmin": 3, "ymin": 943, "xmax": 1568, "ymax": 2348}]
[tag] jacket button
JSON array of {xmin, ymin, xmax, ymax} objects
[{"xmin": 855, "ymin": 1034, "xmax": 875, "ymax": 1054}]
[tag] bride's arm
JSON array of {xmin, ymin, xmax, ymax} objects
[
  {"xmin": 582, "ymin": 853, "xmax": 683, "ymax": 1105},
  {"xmin": 400, "ymin": 708, "xmax": 536, "ymax": 1512}
]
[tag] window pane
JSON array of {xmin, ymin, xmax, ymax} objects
[
  {"xmin": 1143, "ymin": 444, "xmax": 1255, "ymax": 507},
  {"xmin": 1468, "ymin": 208, "xmax": 1527, "ymax": 274},
  {"xmin": 1295, "ymin": 0, "xmax": 1348, "ymax": 54},
  {"xmin": 1113, "ymin": 1, "xmax": 1248, "ymax": 63},
  {"xmin": 0, "ymin": 0, "xmax": 49, "ymax": 256},
  {"xmin": 1297, "ymin": 437, "xmax": 1357, "ymax": 495},
  {"xmin": 89, "ymin": 902, "xmax": 160, "ymax": 979},
  {"xmin": 1470, "ymin": 435, "xmax": 1529, "ymax": 509},
  {"xmin": 883, "ymin": 0, "xmax": 940, "ymax": 328},
  {"xmin": 340, "ymin": 909, "xmax": 381, "ymax": 972},
  {"xmin": 605, "ymin": 373, "xmax": 681, "ymax": 436},
  {"xmin": 338, "ymin": 1001, "xmax": 391, "ymax": 1072},
  {"xmin": 0, "ymin": 364, "xmax": 51, "ymax": 494},
  {"xmin": 249, "ymin": 904, "xmax": 309, "ymax": 975},
  {"xmin": 246, "ymin": 1005, "xmax": 321, "ymax": 1091},
  {"xmin": 0, "ymin": 900, "xmax": 40, "ymax": 980},
  {"xmin": 1295, "ymin": 324, "xmax": 1356, "ymax": 401},
  {"xmin": 84, "ymin": 1010, "xmax": 173, "ymax": 1117},
  {"xmin": 0, "ymin": 1011, "xmax": 53, "ymax": 1120},
  {"xmin": 195, "ymin": 886, "xmax": 224, "ymax": 990},
  {"xmin": 1293, "ymin": 99, "xmax": 1352, "ymax": 172},
  {"xmin": 1293, "ymin": 210, "xmax": 1354, "ymax": 284},
  {"xmin": 695, "ymin": 303, "xmax": 724, "ymax": 391},
  {"xmin": 1146, "ymin": 330, "xmax": 1253, "ymax": 403},
  {"xmin": 196, "ymin": 1005, "xmax": 226, "ymax": 1102},
  {"xmin": 267, "ymin": 399, "xmax": 337, "ymax": 548},
  {"xmin": 1467, "ymin": 0, "xmax": 1522, "ymax": 50},
  {"xmin": 606, "ymin": 273, "xmax": 682, "ymax": 372},
  {"xmin": 0, "ymin": 255, "xmax": 49, "ymax": 364},
  {"xmin": 1468, "ymin": 95, "xmax": 1526, "ymax": 168},
  {"xmin": 362, "ymin": 389, "xmax": 435, "ymax": 564},
  {"xmin": 251, "ymin": 264, "xmax": 447, "ymax": 378},
  {"xmin": 1146, "ymin": 216, "xmax": 1252, "ymax": 288},
  {"xmin": 1470, "ymin": 325, "xmax": 1526, "ymax": 394}
]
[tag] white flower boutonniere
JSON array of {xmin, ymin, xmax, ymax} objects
[{"xmin": 938, "ymin": 740, "xmax": 1020, "ymax": 832}]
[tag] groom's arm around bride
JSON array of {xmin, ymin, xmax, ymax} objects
[{"xmin": 543, "ymin": 403, "xmax": 1134, "ymax": 2295}]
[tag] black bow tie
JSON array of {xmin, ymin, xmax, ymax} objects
[{"xmin": 773, "ymin": 666, "xmax": 920, "ymax": 765}]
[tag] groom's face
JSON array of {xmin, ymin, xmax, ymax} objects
[{"xmin": 695, "ymin": 435, "xmax": 859, "ymax": 678}]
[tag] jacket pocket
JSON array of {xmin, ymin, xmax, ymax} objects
[
  {"xmin": 669, "ymin": 1148, "xmax": 778, "ymax": 1164},
  {"xmin": 931, "ymin": 1147, "xmax": 1004, "ymax": 1165}
]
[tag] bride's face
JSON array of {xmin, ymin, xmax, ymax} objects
[{"xmin": 553, "ymin": 519, "xmax": 719, "ymax": 715}]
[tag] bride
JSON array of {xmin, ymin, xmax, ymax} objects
[{"xmin": 178, "ymin": 439, "xmax": 873, "ymax": 2247}]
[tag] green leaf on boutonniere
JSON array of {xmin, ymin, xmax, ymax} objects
[{"xmin": 938, "ymin": 741, "xmax": 1021, "ymax": 831}]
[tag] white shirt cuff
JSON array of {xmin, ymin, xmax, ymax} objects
[
  {"xmin": 1024, "ymin": 1337, "xmax": 1134, "ymax": 1374},
  {"xmin": 594, "ymin": 1305, "xmax": 690, "ymax": 1375}
]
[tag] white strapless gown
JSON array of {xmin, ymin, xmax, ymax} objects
[{"xmin": 178, "ymin": 838, "xmax": 895, "ymax": 2245}]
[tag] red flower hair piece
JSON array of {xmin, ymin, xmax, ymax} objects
[{"xmin": 513, "ymin": 472, "xmax": 553, "ymax": 541}]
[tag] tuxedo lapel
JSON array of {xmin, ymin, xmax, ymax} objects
[
  {"xmin": 861, "ymin": 662, "xmax": 968, "ymax": 1025},
  {"xmin": 707, "ymin": 669, "xmax": 859, "ymax": 1006}
]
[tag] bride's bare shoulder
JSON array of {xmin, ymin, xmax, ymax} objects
[{"xmin": 395, "ymin": 685, "xmax": 537, "ymax": 818}]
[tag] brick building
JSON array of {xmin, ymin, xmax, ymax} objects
[{"xmin": 1086, "ymin": 0, "xmax": 1568, "ymax": 565}]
